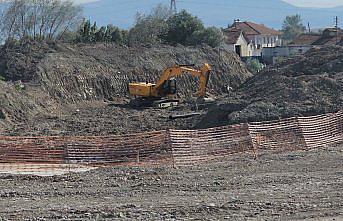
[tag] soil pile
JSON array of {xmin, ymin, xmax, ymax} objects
[
  {"xmin": 199, "ymin": 46, "xmax": 343, "ymax": 128},
  {"xmin": 0, "ymin": 41, "xmax": 251, "ymax": 135},
  {"xmin": 0, "ymin": 41, "xmax": 251, "ymax": 101}
]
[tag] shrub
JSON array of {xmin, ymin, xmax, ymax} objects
[
  {"xmin": 188, "ymin": 27, "xmax": 224, "ymax": 48},
  {"xmin": 246, "ymin": 58, "xmax": 265, "ymax": 73}
]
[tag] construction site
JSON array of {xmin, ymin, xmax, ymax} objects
[{"xmin": 0, "ymin": 39, "xmax": 342, "ymax": 220}]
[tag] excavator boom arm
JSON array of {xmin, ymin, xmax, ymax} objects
[{"xmin": 153, "ymin": 63, "xmax": 211, "ymax": 97}]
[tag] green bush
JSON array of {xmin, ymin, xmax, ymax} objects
[
  {"xmin": 76, "ymin": 20, "xmax": 128, "ymax": 44},
  {"xmin": 188, "ymin": 27, "xmax": 224, "ymax": 48},
  {"xmin": 245, "ymin": 58, "xmax": 265, "ymax": 73},
  {"xmin": 164, "ymin": 10, "xmax": 204, "ymax": 45},
  {"xmin": 14, "ymin": 82, "xmax": 25, "ymax": 91},
  {"xmin": 163, "ymin": 10, "xmax": 223, "ymax": 47},
  {"xmin": 129, "ymin": 4, "xmax": 170, "ymax": 45}
]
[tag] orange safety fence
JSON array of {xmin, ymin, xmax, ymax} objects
[
  {"xmin": 0, "ymin": 111, "xmax": 342, "ymax": 175},
  {"xmin": 248, "ymin": 117, "xmax": 307, "ymax": 152},
  {"xmin": 170, "ymin": 123, "xmax": 253, "ymax": 166}
]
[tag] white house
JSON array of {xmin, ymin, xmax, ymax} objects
[
  {"xmin": 225, "ymin": 20, "xmax": 282, "ymax": 57},
  {"xmin": 222, "ymin": 28, "xmax": 253, "ymax": 57}
]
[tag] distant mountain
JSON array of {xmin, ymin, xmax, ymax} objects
[{"xmin": 82, "ymin": 0, "xmax": 343, "ymax": 30}]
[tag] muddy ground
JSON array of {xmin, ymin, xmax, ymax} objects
[
  {"xmin": 3, "ymin": 100, "xmax": 207, "ymax": 136},
  {"xmin": 0, "ymin": 146, "xmax": 342, "ymax": 220}
]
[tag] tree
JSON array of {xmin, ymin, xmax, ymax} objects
[
  {"xmin": 188, "ymin": 27, "xmax": 224, "ymax": 47},
  {"xmin": 75, "ymin": 21, "xmax": 127, "ymax": 44},
  {"xmin": 281, "ymin": 14, "xmax": 306, "ymax": 41},
  {"xmin": 128, "ymin": 4, "xmax": 171, "ymax": 45},
  {"xmin": 164, "ymin": 10, "xmax": 204, "ymax": 45},
  {"xmin": 77, "ymin": 19, "xmax": 91, "ymax": 42},
  {"xmin": 95, "ymin": 26, "xmax": 106, "ymax": 42},
  {"xmin": 0, "ymin": 0, "xmax": 83, "ymax": 41}
]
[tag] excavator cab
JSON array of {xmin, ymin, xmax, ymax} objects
[{"xmin": 161, "ymin": 78, "xmax": 177, "ymax": 96}]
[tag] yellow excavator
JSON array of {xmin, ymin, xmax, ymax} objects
[{"xmin": 128, "ymin": 63, "xmax": 211, "ymax": 108}]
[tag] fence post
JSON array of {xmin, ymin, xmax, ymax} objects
[
  {"xmin": 246, "ymin": 123, "xmax": 258, "ymax": 159},
  {"xmin": 136, "ymin": 150, "xmax": 140, "ymax": 164},
  {"xmin": 296, "ymin": 116, "xmax": 308, "ymax": 150},
  {"xmin": 64, "ymin": 141, "xmax": 71, "ymax": 175},
  {"xmin": 166, "ymin": 129, "xmax": 176, "ymax": 168}
]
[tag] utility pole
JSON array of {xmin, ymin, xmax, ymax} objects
[
  {"xmin": 307, "ymin": 22, "xmax": 311, "ymax": 33},
  {"xmin": 335, "ymin": 16, "xmax": 339, "ymax": 44},
  {"xmin": 170, "ymin": 0, "xmax": 177, "ymax": 13}
]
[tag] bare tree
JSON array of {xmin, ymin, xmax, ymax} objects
[{"xmin": 0, "ymin": 0, "xmax": 83, "ymax": 41}]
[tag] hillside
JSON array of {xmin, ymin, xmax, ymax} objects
[
  {"xmin": 199, "ymin": 46, "xmax": 343, "ymax": 128},
  {"xmin": 1, "ymin": 41, "xmax": 343, "ymax": 135},
  {"xmin": 82, "ymin": 0, "xmax": 343, "ymax": 29},
  {"xmin": 0, "ymin": 41, "xmax": 251, "ymax": 135}
]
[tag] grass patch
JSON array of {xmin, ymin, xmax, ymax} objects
[
  {"xmin": 14, "ymin": 82, "xmax": 25, "ymax": 91},
  {"xmin": 14, "ymin": 84, "xmax": 22, "ymax": 91}
]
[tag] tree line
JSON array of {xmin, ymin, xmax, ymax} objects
[
  {"xmin": 0, "ymin": 1, "xmax": 224, "ymax": 48},
  {"xmin": 74, "ymin": 4, "xmax": 224, "ymax": 47},
  {"xmin": 1, "ymin": 0, "xmax": 82, "ymax": 41},
  {"xmin": 0, "ymin": 0, "xmax": 310, "ymax": 47}
]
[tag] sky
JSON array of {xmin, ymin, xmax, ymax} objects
[
  {"xmin": 283, "ymin": 0, "xmax": 343, "ymax": 8},
  {"xmin": 74, "ymin": 0, "xmax": 343, "ymax": 8}
]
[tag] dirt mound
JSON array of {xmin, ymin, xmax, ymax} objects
[
  {"xmin": 0, "ymin": 41, "xmax": 251, "ymax": 101},
  {"xmin": 0, "ymin": 41, "xmax": 251, "ymax": 135},
  {"xmin": 199, "ymin": 46, "xmax": 343, "ymax": 128}
]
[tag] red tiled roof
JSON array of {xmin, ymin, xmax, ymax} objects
[
  {"xmin": 222, "ymin": 28, "xmax": 245, "ymax": 44},
  {"xmin": 291, "ymin": 34, "xmax": 321, "ymax": 45},
  {"xmin": 230, "ymin": 21, "xmax": 281, "ymax": 36}
]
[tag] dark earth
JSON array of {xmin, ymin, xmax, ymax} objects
[{"xmin": 0, "ymin": 146, "xmax": 342, "ymax": 220}]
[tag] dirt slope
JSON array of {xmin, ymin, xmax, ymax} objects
[
  {"xmin": 0, "ymin": 41, "xmax": 251, "ymax": 135},
  {"xmin": 199, "ymin": 46, "xmax": 343, "ymax": 128}
]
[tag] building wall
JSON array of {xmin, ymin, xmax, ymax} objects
[
  {"xmin": 262, "ymin": 45, "xmax": 313, "ymax": 64},
  {"xmin": 235, "ymin": 33, "xmax": 251, "ymax": 57},
  {"xmin": 224, "ymin": 33, "xmax": 253, "ymax": 57},
  {"xmin": 224, "ymin": 33, "xmax": 283, "ymax": 58},
  {"xmin": 254, "ymin": 35, "xmax": 282, "ymax": 48}
]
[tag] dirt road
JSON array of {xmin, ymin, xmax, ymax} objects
[{"xmin": 0, "ymin": 146, "xmax": 342, "ymax": 220}]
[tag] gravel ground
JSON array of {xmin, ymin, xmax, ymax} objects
[{"xmin": 0, "ymin": 146, "xmax": 342, "ymax": 220}]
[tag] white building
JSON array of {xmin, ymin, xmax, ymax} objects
[
  {"xmin": 222, "ymin": 28, "xmax": 254, "ymax": 57},
  {"xmin": 224, "ymin": 20, "xmax": 282, "ymax": 57},
  {"xmin": 262, "ymin": 45, "xmax": 313, "ymax": 64}
]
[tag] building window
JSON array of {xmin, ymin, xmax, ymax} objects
[{"xmin": 263, "ymin": 37, "xmax": 266, "ymax": 44}]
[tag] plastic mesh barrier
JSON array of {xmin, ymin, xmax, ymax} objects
[{"xmin": 0, "ymin": 111, "xmax": 342, "ymax": 175}]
